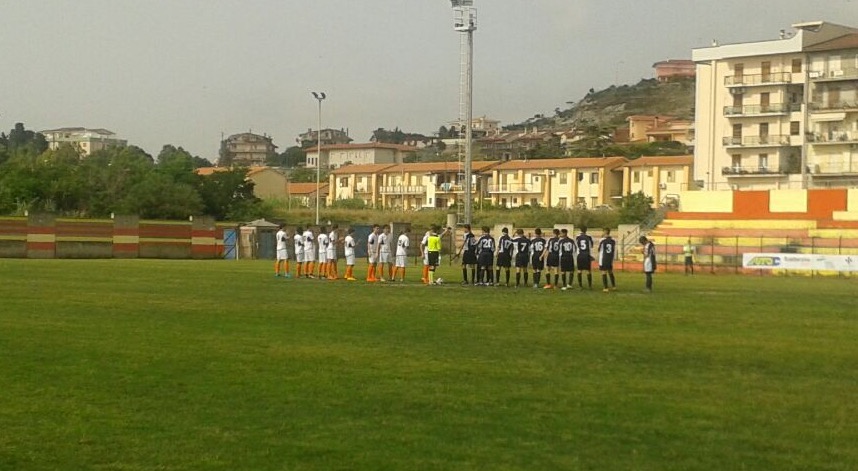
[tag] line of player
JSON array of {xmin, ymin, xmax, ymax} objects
[
  {"xmin": 456, "ymin": 224, "xmax": 617, "ymax": 292},
  {"xmin": 274, "ymin": 223, "xmax": 621, "ymax": 292}
]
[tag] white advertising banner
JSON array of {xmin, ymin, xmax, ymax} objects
[{"xmin": 743, "ymin": 253, "xmax": 858, "ymax": 272}]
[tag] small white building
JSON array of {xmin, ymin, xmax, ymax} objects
[{"xmin": 306, "ymin": 143, "xmax": 418, "ymax": 169}]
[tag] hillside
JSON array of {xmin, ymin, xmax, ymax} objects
[{"xmin": 506, "ymin": 78, "xmax": 695, "ymax": 131}]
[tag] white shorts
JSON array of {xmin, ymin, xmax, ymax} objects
[
  {"xmin": 327, "ymin": 249, "xmax": 336, "ymax": 261},
  {"xmin": 395, "ymin": 255, "xmax": 407, "ymax": 268},
  {"xmin": 380, "ymin": 252, "xmax": 391, "ymax": 264},
  {"xmin": 346, "ymin": 254, "xmax": 356, "ymax": 266},
  {"xmin": 318, "ymin": 249, "xmax": 328, "ymax": 263},
  {"xmin": 295, "ymin": 251, "xmax": 305, "ymax": 263},
  {"xmin": 369, "ymin": 254, "xmax": 377, "ymax": 264},
  {"xmin": 277, "ymin": 249, "xmax": 288, "ymax": 260},
  {"xmin": 304, "ymin": 250, "xmax": 316, "ymax": 262}
]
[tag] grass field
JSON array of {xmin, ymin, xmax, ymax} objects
[{"xmin": 1, "ymin": 259, "xmax": 856, "ymax": 470}]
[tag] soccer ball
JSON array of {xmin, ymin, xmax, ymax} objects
[{"xmin": 435, "ymin": 277, "xmax": 444, "ymax": 285}]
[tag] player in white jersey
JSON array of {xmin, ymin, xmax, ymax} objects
[
  {"xmin": 302, "ymin": 228, "xmax": 316, "ymax": 278},
  {"xmin": 317, "ymin": 227, "xmax": 329, "ymax": 279},
  {"xmin": 393, "ymin": 227, "xmax": 411, "ymax": 282},
  {"xmin": 366, "ymin": 224, "xmax": 381, "ymax": 282},
  {"xmin": 274, "ymin": 224, "xmax": 290, "ymax": 278},
  {"xmin": 343, "ymin": 228, "xmax": 357, "ymax": 281},
  {"xmin": 378, "ymin": 225, "xmax": 392, "ymax": 281},
  {"xmin": 293, "ymin": 226, "xmax": 305, "ymax": 277},
  {"xmin": 327, "ymin": 225, "xmax": 339, "ymax": 280}
]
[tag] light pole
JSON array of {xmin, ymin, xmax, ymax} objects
[
  {"xmin": 451, "ymin": 0, "xmax": 476, "ymax": 225},
  {"xmin": 311, "ymin": 91, "xmax": 326, "ymax": 225}
]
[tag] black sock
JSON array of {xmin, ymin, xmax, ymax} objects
[
  {"xmin": 524, "ymin": 272, "xmax": 529, "ymax": 285},
  {"xmin": 495, "ymin": 269, "xmax": 500, "ymax": 283},
  {"xmin": 587, "ymin": 273, "xmax": 592, "ymax": 287},
  {"xmin": 646, "ymin": 273, "xmax": 653, "ymax": 290},
  {"xmin": 505, "ymin": 271, "xmax": 510, "ymax": 285},
  {"xmin": 462, "ymin": 268, "xmax": 468, "ymax": 283},
  {"xmin": 554, "ymin": 274, "xmax": 559, "ymax": 286},
  {"xmin": 577, "ymin": 272, "xmax": 583, "ymax": 287},
  {"xmin": 602, "ymin": 274, "xmax": 608, "ymax": 289},
  {"xmin": 534, "ymin": 272, "xmax": 541, "ymax": 285},
  {"xmin": 516, "ymin": 272, "xmax": 521, "ymax": 286},
  {"xmin": 471, "ymin": 268, "xmax": 476, "ymax": 284},
  {"xmin": 561, "ymin": 273, "xmax": 567, "ymax": 286},
  {"xmin": 609, "ymin": 272, "xmax": 616, "ymax": 287}
]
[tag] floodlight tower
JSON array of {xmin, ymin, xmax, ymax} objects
[{"xmin": 451, "ymin": 0, "xmax": 476, "ymax": 225}]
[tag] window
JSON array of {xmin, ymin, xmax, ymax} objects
[
  {"xmin": 530, "ymin": 198, "xmax": 538, "ymax": 206},
  {"xmin": 759, "ymin": 154, "xmax": 768, "ymax": 170},
  {"xmin": 513, "ymin": 198, "xmax": 518, "ymax": 204},
  {"xmin": 792, "ymin": 58, "xmax": 802, "ymax": 73},
  {"xmin": 578, "ymin": 172, "xmax": 584, "ymax": 182},
  {"xmin": 591, "ymin": 197, "xmax": 598, "ymax": 208},
  {"xmin": 790, "ymin": 121, "xmax": 800, "ymax": 136},
  {"xmin": 559, "ymin": 173, "xmax": 567, "ymax": 184},
  {"xmin": 647, "ymin": 170, "xmax": 653, "ymax": 177},
  {"xmin": 577, "ymin": 197, "xmax": 586, "ymax": 207},
  {"xmin": 558, "ymin": 197, "xmax": 567, "ymax": 208},
  {"xmin": 590, "ymin": 172, "xmax": 599, "ymax": 184},
  {"xmin": 501, "ymin": 198, "xmax": 508, "ymax": 207},
  {"xmin": 666, "ymin": 171, "xmax": 676, "ymax": 183},
  {"xmin": 633, "ymin": 171, "xmax": 640, "ymax": 183},
  {"xmin": 732, "ymin": 154, "xmax": 742, "ymax": 170},
  {"xmin": 339, "ymin": 177, "xmax": 348, "ymax": 188}
]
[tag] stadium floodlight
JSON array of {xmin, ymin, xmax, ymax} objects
[
  {"xmin": 311, "ymin": 91, "xmax": 326, "ymax": 225},
  {"xmin": 450, "ymin": 0, "xmax": 476, "ymax": 224}
]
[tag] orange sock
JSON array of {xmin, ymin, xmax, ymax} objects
[
  {"xmin": 422, "ymin": 265, "xmax": 429, "ymax": 282},
  {"xmin": 400, "ymin": 268, "xmax": 405, "ymax": 280},
  {"xmin": 308, "ymin": 262, "xmax": 314, "ymax": 275},
  {"xmin": 285, "ymin": 261, "xmax": 290, "ymax": 274},
  {"xmin": 274, "ymin": 261, "xmax": 279, "ymax": 275},
  {"xmin": 388, "ymin": 266, "xmax": 393, "ymax": 279},
  {"xmin": 367, "ymin": 265, "xmax": 375, "ymax": 280}
]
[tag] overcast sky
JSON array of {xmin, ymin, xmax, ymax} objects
[{"xmin": 2, "ymin": 0, "xmax": 856, "ymax": 160}]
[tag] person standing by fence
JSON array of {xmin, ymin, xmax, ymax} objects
[
  {"xmin": 640, "ymin": 235, "xmax": 656, "ymax": 293},
  {"xmin": 683, "ymin": 238, "xmax": 695, "ymax": 275}
]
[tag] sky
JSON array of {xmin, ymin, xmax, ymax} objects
[{"xmin": 2, "ymin": 0, "xmax": 857, "ymax": 161}]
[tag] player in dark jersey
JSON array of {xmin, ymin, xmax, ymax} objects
[
  {"xmin": 575, "ymin": 226, "xmax": 595, "ymax": 289},
  {"xmin": 458, "ymin": 224, "xmax": 478, "ymax": 285},
  {"xmin": 598, "ymin": 228, "xmax": 617, "ymax": 292},
  {"xmin": 558, "ymin": 228, "xmax": 576, "ymax": 290},
  {"xmin": 495, "ymin": 227, "xmax": 513, "ymax": 287},
  {"xmin": 542, "ymin": 228, "xmax": 561, "ymax": 289},
  {"xmin": 475, "ymin": 226, "xmax": 495, "ymax": 285},
  {"xmin": 512, "ymin": 229, "xmax": 530, "ymax": 287},
  {"xmin": 529, "ymin": 228, "xmax": 546, "ymax": 288}
]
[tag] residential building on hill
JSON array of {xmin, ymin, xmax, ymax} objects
[
  {"xmin": 619, "ymin": 156, "xmax": 695, "ymax": 206},
  {"xmin": 298, "ymin": 128, "xmax": 352, "ymax": 148},
  {"xmin": 693, "ymin": 20, "xmax": 858, "ymax": 191},
  {"xmin": 220, "ymin": 132, "xmax": 277, "ymax": 167},
  {"xmin": 653, "ymin": 59, "xmax": 696, "ymax": 82},
  {"xmin": 627, "ymin": 115, "xmax": 694, "ymax": 145},
  {"xmin": 306, "ymin": 143, "xmax": 418, "ymax": 170},
  {"xmin": 477, "ymin": 128, "xmax": 555, "ymax": 161},
  {"xmin": 40, "ymin": 127, "xmax": 127, "ymax": 156}
]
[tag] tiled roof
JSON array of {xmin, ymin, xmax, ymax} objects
[
  {"xmin": 805, "ymin": 33, "xmax": 858, "ymax": 52},
  {"xmin": 195, "ymin": 166, "xmax": 270, "ymax": 176},
  {"xmin": 492, "ymin": 157, "xmax": 627, "ymax": 171},
  {"xmin": 288, "ymin": 182, "xmax": 329, "ymax": 195},
  {"xmin": 622, "ymin": 155, "xmax": 694, "ymax": 167},
  {"xmin": 330, "ymin": 164, "xmax": 398, "ymax": 175},
  {"xmin": 307, "ymin": 143, "xmax": 419, "ymax": 152},
  {"xmin": 379, "ymin": 161, "xmax": 501, "ymax": 174}
]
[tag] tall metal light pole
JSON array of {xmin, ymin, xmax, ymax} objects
[
  {"xmin": 451, "ymin": 0, "xmax": 476, "ymax": 225},
  {"xmin": 311, "ymin": 91, "xmax": 326, "ymax": 225}
]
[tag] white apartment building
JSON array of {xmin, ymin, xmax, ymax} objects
[
  {"xmin": 306, "ymin": 143, "xmax": 417, "ymax": 169},
  {"xmin": 693, "ymin": 21, "xmax": 858, "ymax": 191},
  {"xmin": 41, "ymin": 127, "xmax": 127, "ymax": 156}
]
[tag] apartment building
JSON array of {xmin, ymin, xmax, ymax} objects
[
  {"xmin": 693, "ymin": 21, "xmax": 858, "ymax": 191},
  {"xmin": 328, "ymin": 164, "xmax": 396, "ymax": 207},
  {"xmin": 41, "ymin": 127, "xmax": 127, "ymax": 156},
  {"xmin": 620, "ymin": 156, "xmax": 695, "ymax": 206},
  {"xmin": 488, "ymin": 157, "xmax": 626, "ymax": 209},
  {"xmin": 221, "ymin": 132, "xmax": 277, "ymax": 167},
  {"xmin": 307, "ymin": 143, "xmax": 418, "ymax": 170},
  {"xmin": 298, "ymin": 128, "xmax": 352, "ymax": 148}
]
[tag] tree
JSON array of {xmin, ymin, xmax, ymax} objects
[
  {"xmin": 288, "ymin": 167, "xmax": 326, "ymax": 183},
  {"xmin": 618, "ymin": 191, "xmax": 654, "ymax": 224},
  {"xmin": 267, "ymin": 146, "xmax": 306, "ymax": 167},
  {"xmin": 565, "ymin": 119, "xmax": 614, "ymax": 157},
  {"xmin": 196, "ymin": 167, "xmax": 259, "ymax": 220}
]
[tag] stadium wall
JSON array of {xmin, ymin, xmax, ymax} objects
[{"xmin": 0, "ymin": 214, "xmax": 233, "ymax": 259}]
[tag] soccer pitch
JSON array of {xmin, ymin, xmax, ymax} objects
[{"xmin": 0, "ymin": 259, "xmax": 855, "ymax": 470}]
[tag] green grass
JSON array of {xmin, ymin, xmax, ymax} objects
[{"xmin": 0, "ymin": 259, "xmax": 856, "ymax": 470}]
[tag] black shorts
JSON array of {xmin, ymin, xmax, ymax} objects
[
  {"xmin": 577, "ymin": 254, "xmax": 592, "ymax": 271},
  {"xmin": 560, "ymin": 256, "xmax": 575, "ymax": 272},
  {"xmin": 496, "ymin": 253, "xmax": 511, "ymax": 268},
  {"xmin": 599, "ymin": 262, "xmax": 613, "ymax": 272},
  {"xmin": 478, "ymin": 252, "xmax": 493, "ymax": 267},
  {"xmin": 515, "ymin": 254, "xmax": 529, "ymax": 268},
  {"xmin": 685, "ymin": 256, "xmax": 693, "ymax": 266},
  {"xmin": 462, "ymin": 251, "xmax": 477, "ymax": 265},
  {"xmin": 531, "ymin": 256, "xmax": 544, "ymax": 271},
  {"xmin": 546, "ymin": 253, "xmax": 560, "ymax": 268},
  {"xmin": 428, "ymin": 251, "xmax": 440, "ymax": 267}
]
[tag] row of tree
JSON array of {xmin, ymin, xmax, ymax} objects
[{"xmin": 0, "ymin": 124, "xmax": 271, "ymax": 220}]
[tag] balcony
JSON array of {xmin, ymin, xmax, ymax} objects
[
  {"xmin": 809, "ymin": 101, "xmax": 858, "ymax": 113},
  {"xmin": 488, "ymin": 183, "xmax": 543, "ymax": 194},
  {"xmin": 721, "ymin": 166, "xmax": 788, "ymax": 177},
  {"xmin": 723, "ymin": 103, "xmax": 801, "ymax": 117},
  {"xmin": 436, "ymin": 183, "xmax": 477, "ymax": 193},
  {"xmin": 807, "ymin": 132, "xmax": 858, "ymax": 145},
  {"xmin": 380, "ymin": 185, "xmax": 426, "ymax": 195},
  {"xmin": 722, "ymin": 135, "xmax": 792, "ymax": 148},
  {"xmin": 354, "ymin": 185, "xmax": 371, "ymax": 194},
  {"xmin": 808, "ymin": 161, "xmax": 858, "ymax": 175},
  {"xmin": 724, "ymin": 72, "xmax": 791, "ymax": 87},
  {"xmin": 808, "ymin": 68, "xmax": 858, "ymax": 82}
]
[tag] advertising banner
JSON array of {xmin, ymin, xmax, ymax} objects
[{"xmin": 742, "ymin": 253, "xmax": 858, "ymax": 272}]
